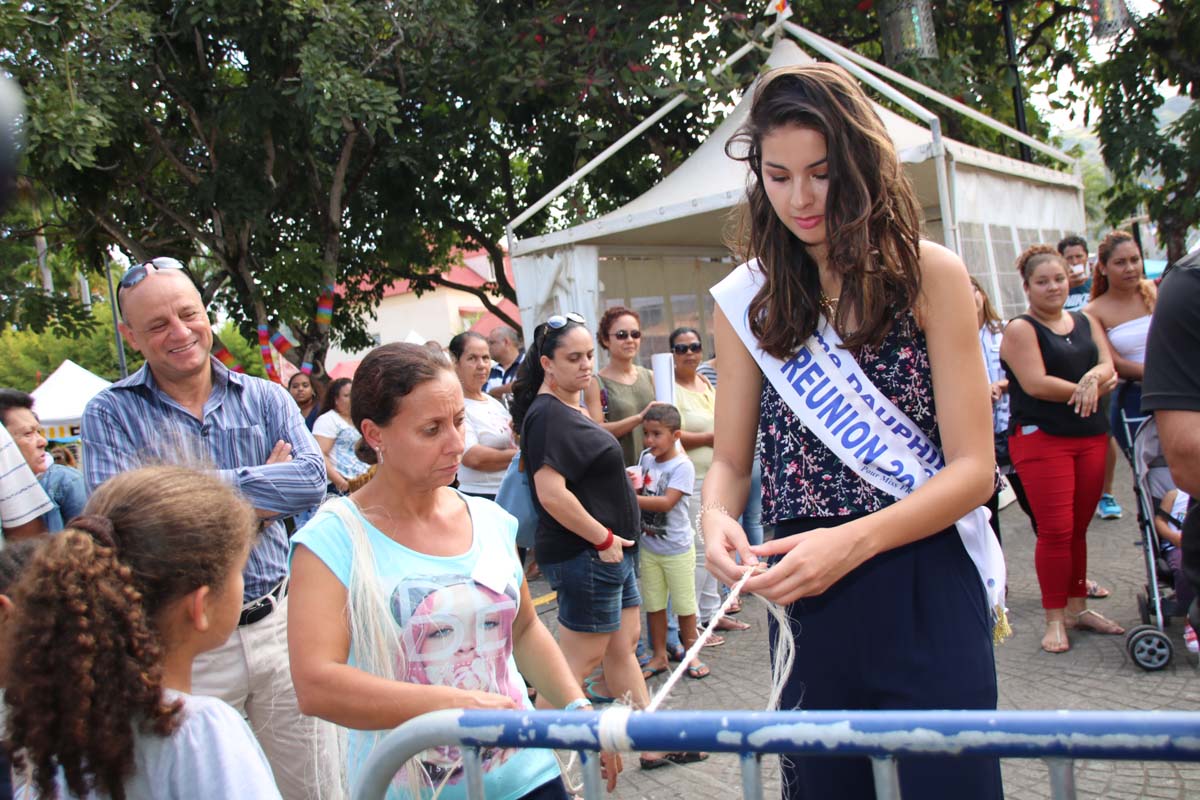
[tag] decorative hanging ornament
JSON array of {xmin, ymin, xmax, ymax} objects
[
  {"xmin": 212, "ymin": 345, "xmax": 246, "ymax": 373},
  {"xmin": 315, "ymin": 285, "xmax": 335, "ymax": 330},
  {"xmin": 1090, "ymin": 0, "xmax": 1131, "ymax": 39},
  {"xmin": 878, "ymin": 0, "xmax": 939, "ymax": 65},
  {"xmin": 257, "ymin": 324, "xmax": 280, "ymax": 382}
]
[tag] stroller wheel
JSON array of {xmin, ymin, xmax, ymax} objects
[
  {"xmin": 1137, "ymin": 592, "xmax": 1151, "ymax": 626},
  {"xmin": 1125, "ymin": 625, "xmax": 1173, "ymax": 671}
]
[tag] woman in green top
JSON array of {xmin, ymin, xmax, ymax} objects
[{"xmin": 597, "ymin": 306, "xmax": 657, "ymax": 466}]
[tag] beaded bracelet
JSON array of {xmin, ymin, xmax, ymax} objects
[
  {"xmin": 696, "ymin": 502, "xmax": 732, "ymax": 542},
  {"xmin": 564, "ymin": 697, "xmax": 594, "ymax": 712}
]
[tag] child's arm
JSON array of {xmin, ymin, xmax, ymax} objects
[
  {"xmin": 637, "ymin": 488, "xmax": 686, "ymax": 514},
  {"xmin": 1155, "ymin": 489, "xmax": 1182, "ymax": 547}
]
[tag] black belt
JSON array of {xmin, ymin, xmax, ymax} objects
[{"xmin": 239, "ymin": 580, "xmax": 286, "ymax": 627}]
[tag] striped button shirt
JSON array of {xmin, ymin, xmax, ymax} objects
[
  {"xmin": 82, "ymin": 358, "xmax": 327, "ymax": 601},
  {"xmin": 0, "ymin": 424, "xmax": 53, "ymax": 545}
]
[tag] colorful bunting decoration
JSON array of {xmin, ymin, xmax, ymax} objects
[
  {"xmin": 315, "ymin": 285, "xmax": 334, "ymax": 329},
  {"xmin": 269, "ymin": 330, "xmax": 294, "ymax": 355},
  {"xmin": 212, "ymin": 346, "xmax": 246, "ymax": 373},
  {"xmin": 257, "ymin": 324, "xmax": 280, "ymax": 382}
]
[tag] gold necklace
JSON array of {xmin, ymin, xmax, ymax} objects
[{"xmin": 819, "ymin": 294, "xmax": 839, "ymax": 318}]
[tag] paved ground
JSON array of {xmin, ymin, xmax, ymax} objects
[{"xmin": 528, "ymin": 477, "xmax": 1200, "ymax": 799}]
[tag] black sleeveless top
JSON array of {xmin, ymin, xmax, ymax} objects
[{"xmin": 1003, "ymin": 312, "xmax": 1109, "ymax": 438}]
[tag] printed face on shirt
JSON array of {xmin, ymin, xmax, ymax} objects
[
  {"xmin": 366, "ymin": 370, "xmax": 465, "ymax": 490},
  {"xmin": 2, "ymin": 407, "xmax": 47, "ymax": 475},
  {"xmin": 760, "ymin": 124, "xmax": 830, "ymax": 254},
  {"xmin": 391, "ymin": 576, "xmax": 521, "ymax": 785},
  {"xmin": 455, "ymin": 336, "xmax": 493, "ymax": 394},
  {"xmin": 118, "ymin": 271, "xmax": 214, "ymax": 384}
]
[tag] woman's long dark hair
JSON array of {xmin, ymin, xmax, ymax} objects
[
  {"xmin": 725, "ymin": 63, "xmax": 923, "ymax": 357},
  {"xmin": 322, "ymin": 377, "xmax": 352, "ymax": 417},
  {"xmin": 509, "ymin": 319, "xmax": 587, "ymax": 430}
]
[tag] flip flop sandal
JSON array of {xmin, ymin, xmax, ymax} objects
[
  {"xmin": 583, "ymin": 678, "xmax": 615, "ymax": 705},
  {"xmin": 639, "ymin": 755, "xmax": 673, "ymax": 770},
  {"xmin": 641, "ymin": 665, "xmax": 668, "ymax": 681},
  {"xmin": 1086, "ymin": 580, "xmax": 1111, "ymax": 599},
  {"xmin": 701, "ymin": 634, "xmax": 726, "ymax": 648},
  {"xmin": 686, "ymin": 663, "xmax": 710, "ymax": 680},
  {"xmin": 714, "ymin": 618, "xmax": 751, "ymax": 632},
  {"xmin": 664, "ymin": 752, "xmax": 710, "ymax": 765},
  {"xmin": 667, "ymin": 643, "xmax": 687, "ymax": 662}
]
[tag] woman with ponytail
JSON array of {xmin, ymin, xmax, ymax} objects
[
  {"xmin": 3, "ymin": 466, "xmax": 278, "ymax": 800},
  {"xmin": 289, "ymin": 343, "xmax": 619, "ymax": 799}
]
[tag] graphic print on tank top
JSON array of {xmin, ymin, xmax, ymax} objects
[{"xmin": 389, "ymin": 575, "xmax": 524, "ymax": 787}]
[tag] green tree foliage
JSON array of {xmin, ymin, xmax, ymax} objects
[
  {"xmin": 0, "ymin": 304, "xmax": 142, "ymax": 390},
  {"xmin": 1079, "ymin": 1, "xmax": 1199, "ymax": 262},
  {"xmin": 4, "ymin": 0, "xmax": 1093, "ymax": 374}
]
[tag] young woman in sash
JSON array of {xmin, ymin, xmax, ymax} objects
[{"xmin": 702, "ymin": 64, "xmax": 1003, "ymax": 799}]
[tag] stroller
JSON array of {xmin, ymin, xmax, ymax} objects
[{"xmin": 1117, "ymin": 407, "xmax": 1182, "ymax": 670}]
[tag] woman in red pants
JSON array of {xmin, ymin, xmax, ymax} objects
[{"xmin": 1002, "ymin": 244, "xmax": 1124, "ymax": 653}]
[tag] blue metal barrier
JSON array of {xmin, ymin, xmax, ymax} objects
[{"xmin": 352, "ymin": 708, "xmax": 1200, "ymax": 800}]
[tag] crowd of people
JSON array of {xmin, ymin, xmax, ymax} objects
[{"xmin": 0, "ymin": 62, "xmax": 1197, "ymax": 800}]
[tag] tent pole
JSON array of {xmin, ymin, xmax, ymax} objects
[
  {"xmin": 796, "ymin": 24, "xmax": 1072, "ymax": 166},
  {"xmin": 929, "ymin": 118, "xmax": 959, "ymax": 255},
  {"xmin": 507, "ymin": 18, "xmax": 787, "ymax": 237}
]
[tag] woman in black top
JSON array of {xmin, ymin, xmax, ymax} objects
[
  {"xmin": 1001, "ymin": 245, "xmax": 1122, "ymax": 653},
  {"xmin": 511, "ymin": 314, "xmax": 680, "ymax": 767}
]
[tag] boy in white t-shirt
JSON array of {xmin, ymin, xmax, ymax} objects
[{"xmin": 635, "ymin": 405, "xmax": 709, "ymax": 680}]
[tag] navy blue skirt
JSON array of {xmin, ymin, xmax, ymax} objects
[{"xmin": 769, "ymin": 516, "xmax": 1003, "ymax": 800}]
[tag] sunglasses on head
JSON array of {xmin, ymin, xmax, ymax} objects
[
  {"xmin": 546, "ymin": 312, "xmax": 586, "ymax": 330},
  {"xmin": 612, "ymin": 329, "xmax": 641, "ymax": 340},
  {"xmin": 672, "ymin": 342, "xmax": 703, "ymax": 355},
  {"xmin": 116, "ymin": 257, "xmax": 189, "ymax": 313}
]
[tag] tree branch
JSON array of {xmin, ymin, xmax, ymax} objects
[{"xmin": 427, "ymin": 273, "xmax": 520, "ymax": 330}]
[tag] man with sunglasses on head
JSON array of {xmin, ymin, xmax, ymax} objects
[
  {"xmin": 80, "ymin": 258, "xmax": 333, "ymax": 800},
  {"xmin": 485, "ymin": 325, "xmax": 525, "ymax": 401}
]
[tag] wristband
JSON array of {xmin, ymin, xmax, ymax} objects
[
  {"xmin": 564, "ymin": 697, "xmax": 594, "ymax": 712},
  {"xmin": 595, "ymin": 528, "xmax": 614, "ymax": 551}
]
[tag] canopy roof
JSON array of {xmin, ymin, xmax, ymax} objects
[
  {"xmin": 512, "ymin": 38, "xmax": 1079, "ymax": 257},
  {"xmin": 30, "ymin": 359, "xmax": 112, "ymax": 426}
]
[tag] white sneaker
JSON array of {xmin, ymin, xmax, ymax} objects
[{"xmin": 1184, "ymin": 623, "xmax": 1199, "ymax": 654}]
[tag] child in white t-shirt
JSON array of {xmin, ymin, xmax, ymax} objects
[
  {"xmin": 635, "ymin": 405, "xmax": 710, "ymax": 680},
  {"xmin": 4, "ymin": 467, "xmax": 281, "ymax": 800}
]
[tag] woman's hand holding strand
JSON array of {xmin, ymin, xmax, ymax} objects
[
  {"xmin": 598, "ymin": 534, "xmax": 636, "ymax": 564},
  {"xmin": 703, "ymin": 511, "xmax": 759, "ymax": 586},
  {"xmin": 744, "ymin": 521, "xmax": 874, "ymax": 605}
]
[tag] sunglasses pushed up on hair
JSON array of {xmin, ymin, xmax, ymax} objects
[
  {"xmin": 672, "ymin": 342, "xmax": 703, "ymax": 355},
  {"xmin": 116, "ymin": 257, "xmax": 189, "ymax": 313},
  {"xmin": 546, "ymin": 311, "xmax": 586, "ymax": 329}
]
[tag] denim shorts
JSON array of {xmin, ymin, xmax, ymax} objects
[{"xmin": 540, "ymin": 548, "xmax": 641, "ymax": 633}]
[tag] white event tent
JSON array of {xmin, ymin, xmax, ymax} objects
[
  {"xmin": 507, "ymin": 20, "xmax": 1084, "ymax": 356},
  {"xmin": 30, "ymin": 359, "xmax": 112, "ymax": 441}
]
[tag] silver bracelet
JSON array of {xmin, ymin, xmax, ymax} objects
[{"xmin": 697, "ymin": 502, "xmax": 732, "ymax": 542}]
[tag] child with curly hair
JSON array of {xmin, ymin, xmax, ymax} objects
[{"xmin": 2, "ymin": 466, "xmax": 282, "ymax": 800}]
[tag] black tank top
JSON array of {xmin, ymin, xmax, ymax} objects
[{"xmin": 1003, "ymin": 312, "xmax": 1109, "ymax": 438}]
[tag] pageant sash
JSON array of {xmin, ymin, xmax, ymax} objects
[{"xmin": 712, "ymin": 261, "xmax": 1009, "ymax": 638}]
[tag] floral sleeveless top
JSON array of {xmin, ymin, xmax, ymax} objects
[{"xmin": 758, "ymin": 309, "xmax": 939, "ymax": 523}]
